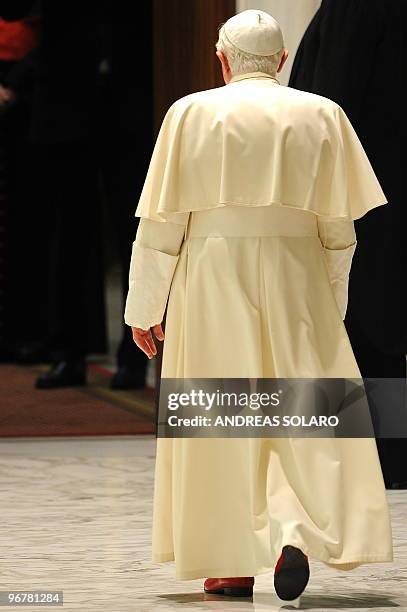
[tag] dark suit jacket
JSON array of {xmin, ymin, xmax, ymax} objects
[{"xmin": 289, "ymin": 0, "xmax": 406, "ymax": 354}]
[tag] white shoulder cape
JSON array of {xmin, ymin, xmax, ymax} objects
[{"xmin": 135, "ymin": 78, "xmax": 387, "ymax": 222}]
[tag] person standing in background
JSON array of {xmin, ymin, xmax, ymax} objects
[
  {"xmin": 289, "ymin": 0, "xmax": 407, "ymax": 488},
  {"xmin": 0, "ymin": 10, "xmax": 42, "ymax": 361},
  {"xmin": 1, "ymin": 1, "xmax": 153, "ymax": 389}
]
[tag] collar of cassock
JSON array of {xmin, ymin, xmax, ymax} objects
[{"xmin": 228, "ymin": 71, "xmax": 280, "ymax": 85}]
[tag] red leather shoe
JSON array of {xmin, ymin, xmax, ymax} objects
[
  {"xmin": 274, "ymin": 545, "xmax": 310, "ymax": 600},
  {"xmin": 204, "ymin": 576, "xmax": 254, "ymax": 596}
]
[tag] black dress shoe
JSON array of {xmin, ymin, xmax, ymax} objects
[
  {"xmin": 110, "ymin": 365, "xmax": 146, "ymax": 390},
  {"xmin": 274, "ymin": 545, "xmax": 310, "ymax": 601},
  {"xmin": 35, "ymin": 359, "xmax": 87, "ymax": 389}
]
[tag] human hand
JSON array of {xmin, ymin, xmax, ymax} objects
[
  {"xmin": 0, "ymin": 85, "xmax": 15, "ymax": 105},
  {"xmin": 131, "ymin": 323, "xmax": 165, "ymax": 359}
]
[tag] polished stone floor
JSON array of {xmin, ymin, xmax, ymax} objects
[{"xmin": 0, "ymin": 435, "xmax": 406, "ymax": 612}]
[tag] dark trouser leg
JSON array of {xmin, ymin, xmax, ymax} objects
[
  {"xmin": 101, "ymin": 138, "xmax": 151, "ymax": 376},
  {"xmin": 1, "ymin": 101, "xmax": 51, "ymax": 352},
  {"xmin": 345, "ymin": 316, "xmax": 407, "ymax": 487},
  {"xmin": 42, "ymin": 142, "xmax": 106, "ymax": 362}
]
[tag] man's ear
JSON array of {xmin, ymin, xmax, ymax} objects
[
  {"xmin": 216, "ymin": 50, "xmax": 232, "ymax": 83},
  {"xmin": 277, "ymin": 48, "xmax": 289, "ymax": 73},
  {"xmin": 216, "ymin": 50, "xmax": 229, "ymax": 70}
]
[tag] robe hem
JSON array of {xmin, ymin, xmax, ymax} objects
[
  {"xmin": 138, "ymin": 198, "xmax": 388, "ymax": 223},
  {"xmin": 152, "ymin": 549, "xmax": 393, "ymax": 581}
]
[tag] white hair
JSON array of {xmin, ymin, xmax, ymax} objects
[{"xmin": 215, "ymin": 22, "xmax": 284, "ymax": 77}]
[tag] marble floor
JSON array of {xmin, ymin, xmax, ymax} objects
[{"xmin": 0, "ymin": 435, "xmax": 406, "ymax": 612}]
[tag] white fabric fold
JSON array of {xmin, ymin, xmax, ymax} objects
[
  {"xmin": 124, "ymin": 243, "xmax": 179, "ymax": 330},
  {"xmin": 322, "ymin": 241, "xmax": 357, "ymax": 319},
  {"xmin": 154, "ymin": 205, "xmax": 393, "ymax": 577},
  {"xmin": 134, "ymin": 79, "xmax": 387, "ymax": 222}
]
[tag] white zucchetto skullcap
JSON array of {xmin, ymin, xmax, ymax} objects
[{"xmin": 223, "ymin": 9, "xmax": 284, "ymax": 56}]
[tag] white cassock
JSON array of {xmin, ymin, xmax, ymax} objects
[{"xmin": 124, "ymin": 71, "xmax": 393, "ymax": 580}]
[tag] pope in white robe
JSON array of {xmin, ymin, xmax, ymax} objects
[{"xmin": 124, "ymin": 8, "xmax": 393, "ymax": 598}]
